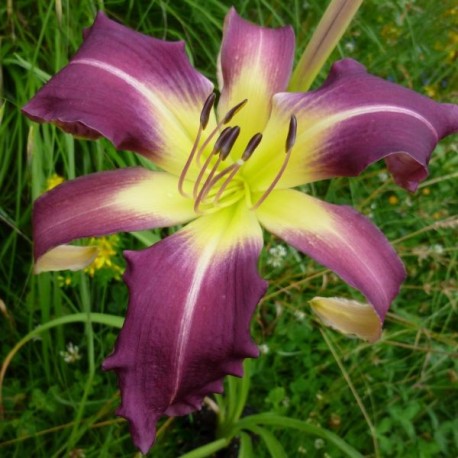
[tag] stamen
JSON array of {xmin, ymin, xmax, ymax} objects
[
  {"xmin": 285, "ymin": 114, "xmax": 297, "ymax": 152},
  {"xmin": 221, "ymin": 99, "xmax": 248, "ymax": 124},
  {"xmin": 194, "ymin": 127, "xmax": 241, "ymax": 213},
  {"xmin": 178, "ymin": 93, "xmax": 216, "ymax": 196},
  {"xmin": 213, "ymin": 164, "xmax": 241, "ymax": 203},
  {"xmin": 195, "ymin": 99, "xmax": 248, "ymax": 164},
  {"xmin": 192, "ymin": 127, "xmax": 233, "ymax": 198},
  {"xmin": 213, "ymin": 126, "xmax": 234, "ymax": 151},
  {"xmin": 242, "ymin": 132, "xmax": 263, "ymax": 161},
  {"xmin": 214, "ymin": 133, "xmax": 263, "ymax": 203},
  {"xmin": 200, "ymin": 93, "xmax": 216, "ymax": 129},
  {"xmin": 219, "ymin": 125, "xmax": 241, "ymax": 160},
  {"xmin": 251, "ymin": 115, "xmax": 297, "ymax": 210}
]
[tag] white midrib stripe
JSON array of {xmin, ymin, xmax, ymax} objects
[
  {"xmin": 248, "ymin": 103, "xmax": 438, "ymax": 185},
  {"xmin": 170, "ymin": 241, "xmax": 216, "ymax": 403},
  {"xmin": 298, "ymin": 104, "xmax": 439, "ymax": 142},
  {"xmin": 70, "ymin": 58, "xmax": 179, "ymax": 126}
]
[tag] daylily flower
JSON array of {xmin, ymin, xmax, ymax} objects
[{"xmin": 23, "ymin": 7, "xmax": 458, "ymax": 454}]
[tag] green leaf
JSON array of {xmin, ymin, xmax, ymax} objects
[
  {"xmin": 0, "ymin": 313, "xmax": 124, "ymax": 403},
  {"xmin": 248, "ymin": 425, "xmax": 287, "ymax": 458},
  {"xmin": 130, "ymin": 230, "xmax": 160, "ymax": 247},
  {"xmin": 238, "ymin": 432, "xmax": 255, "ymax": 458},
  {"xmin": 236, "ymin": 413, "xmax": 363, "ymax": 458},
  {"xmin": 227, "ymin": 359, "xmax": 252, "ymax": 424},
  {"xmin": 179, "ymin": 438, "xmax": 229, "ymax": 458}
]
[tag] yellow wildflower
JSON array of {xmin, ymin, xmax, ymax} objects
[
  {"xmin": 444, "ymin": 6, "xmax": 458, "ymax": 17},
  {"xmin": 46, "ymin": 174, "xmax": 65, "ymax": 191},
  {"xmin": 57, "ymin": 275, "xmax": 72, "ymax": 287},
  {"xmin": 446, "ymin": 31, "xmax": 458, "ymax": 63},
  {"xmin": 380, "ymin": 24, "xmax": 401, "ymax": 45},
  {"xmin": 424, "ymin": 85, "xmax": 438, "ymax": 98},
  {"xmin": 421, "ymin": 187, "xmax": 431, "ymax": 196},
  {"xmin": 85, "ymin": 235, "xmax": 123, "ymax": 279},
  {"xmin": 388, "ymin": 195, "xmax": 399, "ymax": 205}
]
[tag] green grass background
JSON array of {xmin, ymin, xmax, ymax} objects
[{"xmin": 1, "ymin": 0, "xmax": 457, "ymax": 456}]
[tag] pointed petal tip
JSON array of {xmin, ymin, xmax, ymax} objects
[
  {"xmin": 442, "ymin": 102, "xmax": 458, "ymax": 136},
  {"xmin": 115, "ymin": 407, "xmax": 158, "ymax": 455},
  {"xmin": 218, "ymin": 5, "xmax": 295, "ymax": 146},
  {"xmin": 332, "ymin": 58, "xmax": 366, "ymax": 74},
  {"xmin": 224, "ymin": 6, "xmax": 294, "ymax": 34},
  {"xmin": 309, "ymin": 296, "xmax": 383, "ymax": 343},
  {"xmin": 101, "ymin": 353, "xmax": 120, "ymax": 371}
]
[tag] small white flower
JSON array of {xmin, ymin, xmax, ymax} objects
[
  {"xmin": 282, "ymin": 396, "xmax": 290, "ymax": 407},
  {"xmin": 293, "ymin": 310, "xmax": 306, "ymax": 321},
  {"xmin": 60, "ymin": 342, "xmax": 82, "ymax": 364},
  {"xmin": 258, "ymin": 344, "xmax": 270, "ymax": 354},
  {"xmin": 378, "ymin": 172, "xmax": 389, "ymax": 182},
  {"xmin": 298, "ymin": 445, "xmax": 307, "ymax": 454},
  {"xmin": 344, "ymin": 40, "xmax": 356, "ymax": 52},
  {"xmin": 314, "ymin": 438, "xmax": 325, "ymax": 450},
  {"xmin": 267, "ymin": 245, "xmax": 288, "ymax": 268},
  {"xmin": 432, "ymin": 244, "xmax": 444, "ymax": 254}
]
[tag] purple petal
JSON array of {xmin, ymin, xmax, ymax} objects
[
  {"xmin": 33, "ymin": 168, "xmax": 195, "ymax": 270},
  {"xmin": 245, "ymin": 58, "xmax": 458, "ymax": 192},
  {"xmin": 23, "ymin": 12, "xmax": 213, "ymax": 175},
  {"xmin": 256, "ymin": 189, "xmax": 405, "ymax": 321},
  {"xmin": 102, "ymin": 204, "xmax": 266, "ymax": 453},
  {"xmin": 217, "ymin": 8, "xmax": 295, "ymax": 149}
]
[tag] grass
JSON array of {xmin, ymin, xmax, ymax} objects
[{"xmin": 1, "ymin": 0, "xmax": 457, "ymax": 457}]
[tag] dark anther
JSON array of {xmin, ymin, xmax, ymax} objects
[
  {"xmin": 285, "ymin": 115, "xmax": 297, "ymax": 152},
  {"xmin": 220, "ymin": 126, "xmax": 241, "ymax": 160},
  {"xmin": 242, "ymin": 133, "xmax": 263, "ymax": 161},
  {"xmin": 200, "ymin": 93, "xmax": 216, "ymax": 130},
  {"xmin": 222, "ymin": 99, "xmax": 248, "ymax": 124},
  {"xmin": 212, "ymin": 126, "xmax": 233, "ymax": 154}
]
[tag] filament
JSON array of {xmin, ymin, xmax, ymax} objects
[
  {"xmin": 194, "ymin": 127, "xmax": 241, "ymax": 213},
  {"xmin": 213, "ymin": 133, "xmax": 263, "ymax": 203},
  {"xmin": 178, "ymin": 93, "xmax": 216, "ymax": 196},
  {"xmin": 251, "ymin": 115, "xmax": 297, "ymax": 210},
  {"xmin": 195, "ymin": 99, "xmax": 248, "ymax": 164},
  {"xmin": 192, "ymin": 126, "xmax": 232, "ymax": 198}
]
